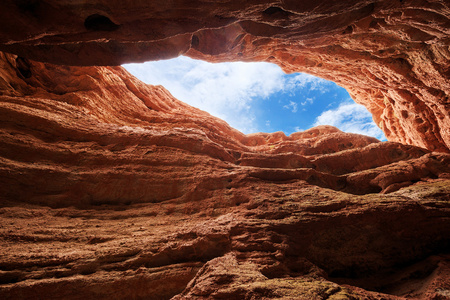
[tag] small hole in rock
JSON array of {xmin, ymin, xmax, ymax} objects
[
  {"xmin": 16, "ymin": 57, "xmax": 32, "ymax": 78},
  {"xmin": 191, "ymin": 35, "xmax": 200, "ymax": 48},
  {"xmin": 343, "ymin": 25, "xmax": 354, "ymax": 34},
  {"xmin": 401, "ymin": 110, "xmax": 409, "ymax": 118},
  {"xmin": 263, "ymin": 6, "xmax": 289, "ymax": 16},
  {"xmin": 16, "ymin": 0, "xmax": 39, "ymax": 14},
  {"xmin": 84, "ymin": 14, "xmax": 119, "ymax": 31}
]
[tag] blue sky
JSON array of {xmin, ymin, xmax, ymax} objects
[{"xmin": 123, "ymin": 56, "xmax": 386, "ymax": 140}]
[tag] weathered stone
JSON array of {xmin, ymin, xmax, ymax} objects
[
  {"xmin": 1, "ymin": 1, "xmax": 450, "ymax": 299},
  {"xmin": 1, "ymin": 50, "xmax": 450, "ymax": 299},
  {"xmin": 0, "ymin": 0, "xmax": 449, "ymax": 151}
]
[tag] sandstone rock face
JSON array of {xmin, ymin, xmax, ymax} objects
[
  {"xmin": 1, "ymin": 1, "xmax": 450, "ymax": 299},
  {"xmin": 0, "ymin": 0, "xmax": 449, "ymax": 152},
  {"xmin": 1, "ymin": 51, "xmax": 450, "ymax": 299}
]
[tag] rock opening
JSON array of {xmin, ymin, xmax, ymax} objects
[
  {"xmin": 0, "ymin": 1, "xmax": 449, "ymax": 299},
  {"xmin": 84, "ymin": 14, "xmax": 119, "ymax": 31}
]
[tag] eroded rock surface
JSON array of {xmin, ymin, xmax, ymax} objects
[
  {"xmin": 1, "ymin": 1, "xmax": 450, "ymax": 298},
  {"xmin": 1, "ymin": 51, "xmax": 450, "ymax": 299},
  {"xmin": 0, "ymin": 0, "xmax": 449, "ymax": 151}
]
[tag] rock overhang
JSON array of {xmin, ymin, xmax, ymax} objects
[
  {"xmin": 1, "ymin": 1, "xmax": 450, "ymax": 299},
  {"xmin": 1, "ymin": 0, "xmax": 449, "ymax": 152}
]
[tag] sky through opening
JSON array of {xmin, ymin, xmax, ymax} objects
[{"xmin": 123, "ymin": 56, "xmax": 386, "ymax": 140}]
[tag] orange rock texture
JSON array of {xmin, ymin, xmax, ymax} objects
[
  {"xmin": 1, "ymin": 1, "xmax": 450, "ymax": 299},
  {"xmin": 1, "ymin": 50, "xmax": 450, "ymax": 299},
  {"xmin": 0, "ymin": 0, "xmax": 449, "ymax": 152}
]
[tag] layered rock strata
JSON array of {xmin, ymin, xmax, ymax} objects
[
  {"xmin": 0, "ymin": 0, "xmax": 449, "ymax": 152},
  {"xmin": 1, "ymin": 52, "xmax": 450, "ymax": 299},
  {"xmin": 1, "ymin": 0, "xmax": 450, "ymax": 299}
]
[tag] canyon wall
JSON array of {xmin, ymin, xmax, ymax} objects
[
  {"xmin": 1, "ymin": 50, "xmax": 450, "ymax": 299},
  {"xmin": 0, "ymin": 0, "xmax": 449, "ymax": 152},
  {"xmin": 1, "ymin": 0, "xmax": 450, "ymax": 299}
]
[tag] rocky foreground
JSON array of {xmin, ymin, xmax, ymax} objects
[{"xmin": 0, "ymin": 51, "xmax": 449, "ymax": 299}]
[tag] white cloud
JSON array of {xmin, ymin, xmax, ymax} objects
[
  {"xmin": 124, "ymin": 56, "xmax": 285, "ymax": 133},
  {"xmin": 123, "ymin": 56, "xmax": 385, "ymax": 140},
  {"xmin": 283, "ymin": 101, "xmax": 298, "ymax": 113},
  {"xmin": 285, "ymin": 73, "xmax": 330, "ymax": 94},
  {"xmin": 301, "ymin": 97, "xmax": 315, "ymax": 106},
  {"xmin": 313, "ymin": 101, "xmax": 386, "ymax": 140}
]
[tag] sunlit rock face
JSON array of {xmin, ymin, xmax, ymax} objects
[
  {"xmin": 0, "ymin": 0, "xmax": 449, "ymax": 152},
  {"xmin": 1, "ymin": 51, "xmax": 450, "ymax": 299},
  {"xmin": 1, "ymin": 1, "xmax": 450, "ymax": 299}
]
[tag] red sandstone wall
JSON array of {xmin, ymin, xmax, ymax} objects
[
  {"xmin": 0, "ymin": 0, "xmax": 449, "ymax": 151},
  {"xmin": 1, "ymin": 2, "xmax": 450, "ymax": 299},
  {"xmin": 1, "ymin": 49, "xmax": 450, "ymax": 299}
]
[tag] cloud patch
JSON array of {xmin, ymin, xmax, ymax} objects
[
  {"xmin": 285, "ymin": 73, "xmax": 331, "ymax": 94},
  {"xmin": 313, "ymin": 101, "xmax": 386, "ymax": 140},
  {"xmin": 283, "ymin": 101, "xmax": 298, "ymax": 113},
  {"xmin": 124, "ymin": 56, "xmax": 284, "ymax": 133},
  {"xmin": 124, "ymin": 56, "xmax": 385, "ymax": 140}
]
